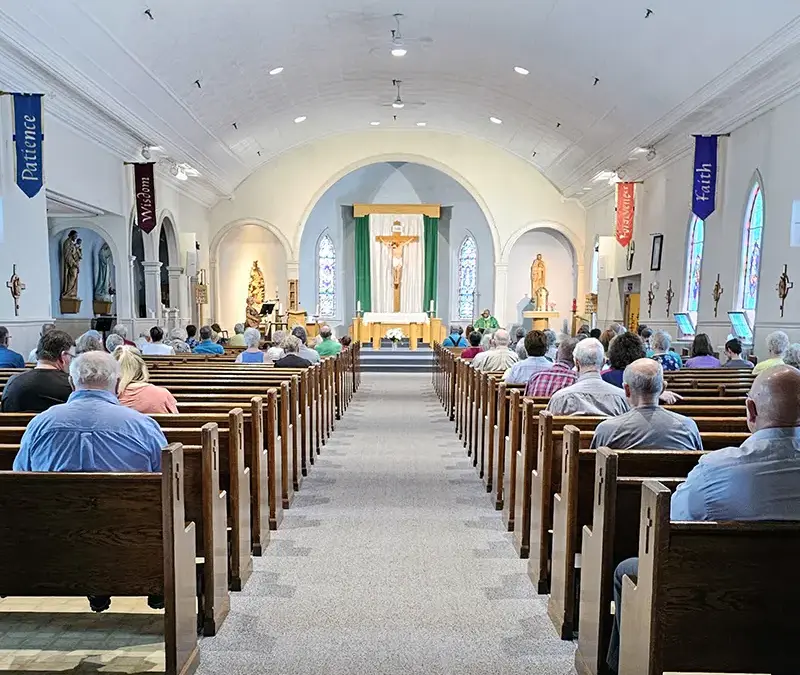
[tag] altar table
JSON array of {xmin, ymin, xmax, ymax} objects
[{"xmin": 351, "ymin": 314, "xmax": 445, "ymax": 350}]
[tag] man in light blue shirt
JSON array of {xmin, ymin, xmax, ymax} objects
[
  {"xmin": 14, "ymin": 351, "xmax": 166, "ymax": 473},
  {"xmin": 13, "ymin": 351, "xmax": 167, "ymax": 613},
  {"xmin": 607, "ymin": 365, "xmax": 800, "ymax": 673},
  {"xmin": 192, "ymin": 325, "xmax": 225, "ymax": 355},
  {"xmin": 504, "ymin": 330, "xmax": 551, "ymax": 384}
]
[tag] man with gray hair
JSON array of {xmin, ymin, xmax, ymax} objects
[
  {"xmin": 547, "ymin": 338, "xmax": 628, "ymax": 416},
  {"xmin": 228, "ymin": 322, "xmax": 247, "ymax": 348},
  {"xmin": 753, "ymin": 330, "xmax": 790, "ymax": 375},
  {"xmin": 543, "ymin": 329, "xmax": 558, "ymax": 361},
  {"xmin": 472, "ymin": 328, "xmax": 519, "ymax": 372},
  {"xmin": 315, "ymin": 325, "xmax": 342, "ymax": 357},
  {"xmin": 275, "ymin": 334, "xmax": 312, "ymax": 368},
  {"xmin": 105, "ymin": 333, "xmax": 125, "ymax": 353},
  {"xmin": 591, "ymin": 359, "xmax": 702, "ymax": 450},
  {"xmin": 111, "ymin": 323, "xmax": 135, "ymax": 346},
  {"xmin": 13, "ymin": 350, "xmax": 167, "ymax": 614},
  {"xmin": 291, "ymin": 326, "xmax": 321, "ymax": 363},
  {"xmin": 75, "ymin": 330, "xmax": 104, "ymax": 355}
]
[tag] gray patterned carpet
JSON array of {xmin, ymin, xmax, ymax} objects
[{"xmin": 197, "ymin": 373, "xmax": 577, "ymax": 674}]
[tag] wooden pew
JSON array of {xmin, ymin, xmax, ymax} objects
[
  {"xmin": 0, "ymin": 412, "xmax": 253, "ymax": 595},
  {"xmin": 0, "ymin": 444, "xmax": 200, "ymax": 675},
  {"xmin": 548, "ymin": 440, "xmax": 700, "ymax": 643},
  {"xmin": 618, "ymin": 481, "xmax": 800, "ymax": 675},
  {"xmin": 575, "ymin": 450, "xmax": 685, "ymax": 675},
  {"xmin": 501, "ymin": 390, "xmax": 522, "ymax": 531},
  {"xmin": 529, "ymin": 414, "xmax": 750, "ymax": 595}
]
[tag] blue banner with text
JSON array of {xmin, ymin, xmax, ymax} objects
[
  {"xmin": 13, "ymin": 93, "xmax": 44, "ymax": 198},
  {"xmin": 692, "ymin": 135, "xmax": 718, "ymax": 220}
]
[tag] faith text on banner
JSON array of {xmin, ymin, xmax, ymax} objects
[{"xmin": 692, "ymin": 135, "xmax": 719, "ymax": 220}]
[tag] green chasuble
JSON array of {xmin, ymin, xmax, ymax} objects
[{"xmin": 474, "ymin": 315, "xmax": 499, "ymax": 331}]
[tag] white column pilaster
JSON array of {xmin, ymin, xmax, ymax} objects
[
  {"xmin": 493, "ymin": 263, "xmax": 509, "ymax": 328},
  {"xmin": 166, "ymin": 265, "xmax": 185, "ymax": 317},
  {"xmin": 141, "ymin": 261, "xmax": 163, "ymax": 321}
]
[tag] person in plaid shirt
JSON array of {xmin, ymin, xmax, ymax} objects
[{"xmin": 525, "ymin": 337, "xmax": 579, "ymax": 397}]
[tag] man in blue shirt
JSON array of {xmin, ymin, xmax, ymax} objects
[
  {"xmin": 192, "ymin": 325, "xmax": 225, "ymax": 355},
  {"xmin": 0, "ymin": 326, "xmax": 25, "ymax": 368},
  {"xmin": 607, "ymin": 365, "xmax": 800, "ymax": 673},
  {"xmin": 14, "ymin": 350, "xmax": 167, "ymax": 612},
  {"xmin": 442, "ymin": 325, "xmax": 468, "ymax": 348}
]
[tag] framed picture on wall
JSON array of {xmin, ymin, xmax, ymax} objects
[{"xmin": 650, "ymin": 234, "xmax": 663, "ymax": 271}]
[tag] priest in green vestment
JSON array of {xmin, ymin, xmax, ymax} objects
[{"xmin": 474, "ymin": 308, "xmax": 499, "ymax": 331}]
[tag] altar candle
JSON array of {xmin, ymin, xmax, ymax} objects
[
  {"xmin": 357, "ymin": 300, "xmax": 362, "ymax": 312},
  {"xmin": 572, "ymin": 298, "xmax": 577, "ymax": 313},
  {"xmin": 429, "ymin": 299, "xmax": 434, "ymax": 313}
]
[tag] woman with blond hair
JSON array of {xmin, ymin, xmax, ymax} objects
[{"xmin": 113, "ymin": 345, "xmax": 178, "ymax": 413}]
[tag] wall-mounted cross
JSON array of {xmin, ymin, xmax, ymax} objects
[{"xmin": 6, "ymin": 264, "xmax": 25, "ymax": 317}]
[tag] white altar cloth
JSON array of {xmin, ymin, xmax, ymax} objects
[{"xmin": 362, "ymin": 312, "xmax": 429, "ymax": 325}]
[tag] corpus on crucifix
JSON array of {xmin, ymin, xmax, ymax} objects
[{"xmin": 375, "ymin": 222, "xmax": 419, "ymax": 312}]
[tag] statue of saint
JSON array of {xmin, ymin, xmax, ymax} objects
[
  {"xmin": 531, "ymin": 253, "xmax": 546, "ymax": 297},
  {"xmin": 245, "ymin": 295, "xmax": 261, "ymax": 329},
  {"xmin": 248, "ymin": 261, "xmax": 265, "ymax": 305},
  {"xmin": 94, "ymin": 242, "xmax": 114, "ymax": 301},
  {"xmin": 61, "ymin": 230, "xmax": 82, "ymax": 299}
]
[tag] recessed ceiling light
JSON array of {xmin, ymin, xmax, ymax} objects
[
  {"xmin": 583, "ymin": 187, "xmax": 592, "ymax": 191},
  {"xmin": 391, "ymin": 47, "xmax": 407, "ymax": 57},
  {"xmin": 489, "ymin": 116, "xmax": 503, "ymax": 125},
  {"xmin": 370, "ymin": 121, "xmax": 381, "ymax": 126},
  {"xmin": 269, "ymin": 67, "xmax": 284, "ymax": 75},
  {"xmin": 514, "ymin": 66, "xmax": 529, "ymax": 75},
  {"xmin": 294, "ymin": 116, "xmax": 307, "ymax": 124},
  {"xmin": 416, "ymin": 122, "xmax": 427, "ymax": 127}
]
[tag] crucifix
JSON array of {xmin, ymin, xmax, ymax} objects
[
  {"xmin": 6, "ymin": 264, "xmax": 25, "ymax": 317},
  {"xmin": 375, "ymin": 222, "xmax": 419, "ymax": 312}
]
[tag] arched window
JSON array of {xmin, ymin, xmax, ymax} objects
[
  {"xmin": 317, "ymin": 234, "xmax": 336, "ymax": 317},
  {"xmin": 457, "ymin": 235, "xmax": 477, "ymax": 320},
  {"xmin": 737, "ymin": 182, "xmax": 764, "ymax": 325},
  {"xmin": 683, "ymin": 216, "xmax": 705, "ymax": 320}
]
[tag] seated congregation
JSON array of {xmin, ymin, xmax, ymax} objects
[
  {"xmin": 434, "ymin": 324, "xmax": 800, "ymax": 675},
  {"xmin": 0, "ymin": 320, "xmax": 357, "ymax": 673}
]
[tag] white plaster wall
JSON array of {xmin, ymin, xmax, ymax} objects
[
  {"xmin": 0, "ymin": 97, "xmax": 51, "ymax": 357},
  {"xmin": 217, "ymin": 224, "xmax": 287, "ymax": 332},
  {"xmin": 583, "ymin": 91, "xmax": 800, "ymax": 358},
  {"xmin": 506, "ymin": 229, "xmax": 576, "ymax": 334},
  {"xmin": 210, "ymin": 131, "xmax": 587, "ymax": 326}
]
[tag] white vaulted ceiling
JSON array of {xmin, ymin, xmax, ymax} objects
[{"xmin": 2, "ymin": 1, "xmax": 800, "ymax": 205}]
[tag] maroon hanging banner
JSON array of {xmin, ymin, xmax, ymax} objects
[
  {"xmin": 615, "ymin": 182, "xmax": 636, "ymax": 247},
  {"xmin": 133, "ymin": 162, "xmax": 157, "ymax": 233}
]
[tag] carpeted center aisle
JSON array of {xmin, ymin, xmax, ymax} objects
[{"xmin": 198, "ymin": 373, "xmax": 576, "ymax": 674}]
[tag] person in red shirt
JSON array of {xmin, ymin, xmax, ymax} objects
[
  {"xmin": 460, "ymin": 330, "xmax": 483, "ymax": 359},
  {"xmin": 525, "ymin": 337, "xmax": 579, "ymax": 397}
]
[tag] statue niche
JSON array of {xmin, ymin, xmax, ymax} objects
[{"xmin": 60, "ymin": 229, "xmax": 83, "ymax": 314}]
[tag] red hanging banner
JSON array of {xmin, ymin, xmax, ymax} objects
[
  {"xmin": 133, "ymin": 162, "xmax": 157, "ymax": 233},
  {"xmin": 615, "ymin": 182, "xmax": 636, "ymax": 247}
]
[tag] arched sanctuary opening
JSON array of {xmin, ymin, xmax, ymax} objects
[
  {"xmin": 298, "ymin": 161, "xmax": 495, "ymax": 333},
  {"xmin": 213, "ymin": 223, "xmax": 288, "ymax": 332},
  {"xmin": 505, "ymin": 227, "xmax": 577, "ymax": 335}
]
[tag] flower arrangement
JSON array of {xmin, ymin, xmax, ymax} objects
[{"xmin": 386, "ymin": 328, "xmax": 405, "ymax": 343}]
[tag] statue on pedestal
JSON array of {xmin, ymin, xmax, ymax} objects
[
  {"xmin": 60, "ymin": 230, "xmax": 83, "ymax": 314},
  {"xmin": 531, "ymin": 254, "xmax": 549, "ymax": 311},
  {"xmin": 94, "ymin": 243, "xmax": 114, "ymax": 302},
  {"xmin": 248, "ymin": 261, "xmax": 265, "ymax": 304}
]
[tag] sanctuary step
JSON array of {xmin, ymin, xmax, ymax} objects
[{"xmin": 360, "ymin": 345, "xmax": 433, "ymax": 373}]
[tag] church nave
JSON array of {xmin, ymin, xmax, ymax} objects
[{"xmin": 197, "ymin": 373, "xmax": 575, "ymax": 675}]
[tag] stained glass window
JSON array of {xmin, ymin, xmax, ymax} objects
[
  {"xmin": 457, "ymin": 235, "xmax": 477, "ymax": 320},
  {"xmin": 683, "ymin": 216, "xmax": 705, "ymax": 317},
  {"xmin": 317, "ymin": 234, "xmax": 336, "ymax": 317},
  {"xmin": 738, "ymin": 183, "xmax": 764, "ymax": 323}
]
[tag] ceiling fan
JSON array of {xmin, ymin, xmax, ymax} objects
[
  {"xmin": 381, "ymin": 80, "xmax": 426, "ymax": 109},
  {"xmin": 368, "ymin": 13, "xmax": 433, "ymax": 57}
]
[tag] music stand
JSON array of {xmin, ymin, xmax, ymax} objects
[{"xmin": 260, "ymin": 302, "xmax": 276, "ymax": 317}]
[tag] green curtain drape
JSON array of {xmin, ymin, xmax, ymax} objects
[
  {"xmin": 354, "ymin": 215, "xmax": 372, "ymax": 312},
  {"xmin": 423, "ymin": 215, "xmax": 439, "ymax": 313}
]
